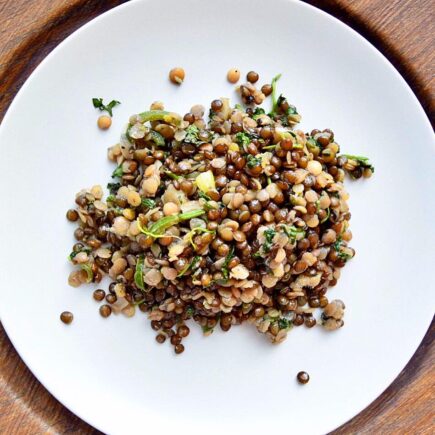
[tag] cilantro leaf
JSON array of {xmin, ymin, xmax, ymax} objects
[
  {"xmin": 92, "ymin": 98, "xmax": 121, "ymax": 116},
  {"xmin": 252, "ymin": 107, "xmax": 266, "ymax": 120},
  {"xmin": 111, "ymin": 165, "xmax": 123, "ymax": 178},
  {"xmin": 235, "ymin": 132, "xmax": 251, "ymax": 146},
  {"xmin": 107, "ymin": 182, "xmax": 121, "ymax": 194},
  {"xmin": 184, "ymin": 125, "xmax": 208, "ymax": 145},
  {"xmin": 246, "ymin": 154, "xmax": 262, "ymax": 168},
  {"xmin": 141, "ymin": 198, "xmax": 156, "ymax": 208}
]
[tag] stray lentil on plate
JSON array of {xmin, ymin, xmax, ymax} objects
[
  {"xmin": 297, "ymin": 371, "xmax": 310, "ymax": 384},
  {"xmin": 66, "ymin": 73, "xmax": 374, "ymax": 353},
  {"xmin": 169, "ymin": 67, "xmax": 185, "ymax": 85},
  {"xmin": 60, "ymin": 311, "xmax": 74, "ymax": 324}
]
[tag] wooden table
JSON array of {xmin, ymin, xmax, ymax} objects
[{"xmin": 0, "ymin": 1, "xmax": 433, "ymax": 433}]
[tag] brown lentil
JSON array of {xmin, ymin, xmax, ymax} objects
[
  {"xmin": 169, "ymin": 67, "xmax": 185, "ymax": 84},
  {"xmin": 297, "ymin": 371, "xmax": 310, "ymax": 384},
  {"xmin": 93, "ymin": 289, "xmax": 105, "ymax": 301},
  {"xmin": 99, "ymin": 305, "xmax": 112, "ymax": 318},
  {"xmin": 60, "ymin": 311, "xmax": 73, "ymax": 324},
  {"xmin": 247, "ymin": 71, "xmax": 259, "ymax": 83}
]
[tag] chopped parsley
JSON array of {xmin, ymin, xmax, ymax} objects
[
  {"xmin": 107, "ymin": 182, "xmax": 121, "ymax": 194},
  {"xmin": 111, "ymin": 164, "xmax": 123, "ymax": 178},
  {"xmin": 184, "ymin": 124, "xmax": 200, "ymax": 143},
  {"xmin": 141, "ymin": 198, "xmax": 156, "ymax": 208},
  {"xmin": 333, "ymin": 238, "xmax": 352, "ymax": 261},
  {"xmin": 278, "ymin": 317, "xmax": 291, "ymax": 330},
  {"xmin": 184, "ymin": 124, "xmax": 210, "ymax": 145},
  {"xmin": 106, "ymin": 194, "xmax": 116, "ymax": 203},
  {"xmin": 252, "ymin": 107, "xmax": 266, "ymax": 120},
  {"xmin": 263, "ymin": 228, "xmax": 276, "ymax": 253},
  {"xmin": 92, "ymin": 98, "xmax": 121, "ymax": 116},
  {"xmin": 246, "ymin": 154, "xmax": 262, "ymax": 168},
  {"xmin": 235, "ymin": 132, "xmax": 252, "ymax": 146}
]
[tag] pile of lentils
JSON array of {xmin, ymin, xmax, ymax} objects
[{"xmin": 65, "ymin": 72, "xmax": 373, "ymax": 354}]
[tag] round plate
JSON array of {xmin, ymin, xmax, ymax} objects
[{"xmin": 0, "ymin": 0, "xmax": 433, "ymax": 434}]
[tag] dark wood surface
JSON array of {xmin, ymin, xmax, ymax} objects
[{"xmin": 0, "ymin": 1, "xmax": 434, "ymax": 433}]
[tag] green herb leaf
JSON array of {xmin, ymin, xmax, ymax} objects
[
  {"xmin": 184, "ymin": 125, "xmax": 202, "ymax": 145},
  {"xmin": 134, "ymin": 256, "xmax": 145, "ymax": 290},
  {"xmin": 111, "ymin": 165, "xmax": 123, "ymax": 178},
  {"xmin": 278, "ymin": 318, "xmax": 291, "ymax": 330},
  {"xmin": 235, "ymin": 132, "xmax": 252, "ymax": 146},
  {"xmin": 263, "ymin": 228, "xmax": 276, "ymax": 253},
  {"xmin": 333, "ymin": 237, "xmax": 352, "ymax": 261},
  {"xmin": 234, "ymin": 103, "xmax": 244, "ymax": 111},
  {"xmin": 221, "ymin": 246, "xmax": 235, "ymax": 280},
  {"xmin": 141, "ymin": 198, "xmax": 156, "ymax": 209},
  {"xmin": 107, "ymin": 182, "xmax": 121, "ymax": 194},
  {"xmin": 252, "ymin": 107, "xmax": 266, "ymax": 120},
  {"xmin": 246, "ymin": 154, "xmax": 262, "ymax": 168},
  {"xmin": 106, "ymin": 195, "xmax": 116, "ymax": 203},
  {"xmin": 286, "ymin": 105, "xmax": 298, "ymax": 115},
  {"xmin": 92, "ymin": 98, "xmax": 121, "ymax": 116}
]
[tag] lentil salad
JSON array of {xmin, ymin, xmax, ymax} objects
[{"xmin": 66, "ymin": 74, "xmax": 373, "ymax": 353}]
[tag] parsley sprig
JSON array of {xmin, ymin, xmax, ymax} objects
[{"xmin": 92, "ymin": 98, "xmax": 121, "ymax": 116}]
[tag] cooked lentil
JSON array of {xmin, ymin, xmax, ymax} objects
[
  {"xmin": 97, "ymin": 115, "xmax": 112, "ymax": 130},
  {"xmin": 227, "ymin": 68, "xmax": 241, "ymax": 83},
  {"xmin": 60, "ymin": 311, "xmax": 73, "ymax": 324},
  {"xmin": 66, "ymin": 72, "xmax": 373, "ymax": 351},
  {"xmin": 169, "ymin": 67, "xmax": 185, "ymax": 85},
  {"xmin": 297, "ymin": 371, "xmax": 310, "ymax": 384}
]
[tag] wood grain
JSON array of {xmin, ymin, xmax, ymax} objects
[{"xmin": 0, "ymin": 0, "xmax": 434, "ymax": 434}]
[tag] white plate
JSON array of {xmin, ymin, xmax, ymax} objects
[{"xmin": 0, "ymin": 0, "xmax": 433, "ymax": 434}]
